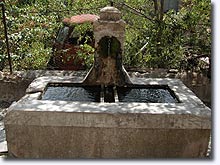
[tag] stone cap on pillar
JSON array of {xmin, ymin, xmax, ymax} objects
[{"xmin": 100, "ymin": 6, "xmax": 121, "ymax": 21}]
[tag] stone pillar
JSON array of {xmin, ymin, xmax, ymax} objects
[{"xmin": 83, "ymin": 6, "xmax": 131, "ymax": 86}]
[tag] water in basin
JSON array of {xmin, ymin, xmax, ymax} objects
[
  {"xmin": 41, "ymin": 84, "xmax": 101, "ymax": 102},
  {"xmin": 41, "ymin": 83, "xmax": 179, "ymax": 103},
  {"xmin": 117, "ymin": 85, "xmax": 179, "ymax": 103}
]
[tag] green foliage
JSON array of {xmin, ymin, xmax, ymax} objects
[
  {"xmin": 121, "ymin": 0, "xmax": 211, "ymax": 70},
  {"xmin": 0, "ymin": 55, "xmax": 5, "ymax": 71},
  {"xmin": 0, "ymin": 0, "xmax": 62, "ymax": 70},
  {"xmin": 15, "ymin": 42, "xmax": 51, "ymax": 69},
  {"xmin": 0, "ymin": 0, "xmax": 211, "ymax": 71},
  {"xmin": 77, "ymin": 43, "xmax": 94, "ymax": 69},
  {"xmin": 179, "ymin": 0, "xmax": 211, "ymax": 70},
  {"xmin": 74, "ymin": 23, "xmax": 93, "ymax": 41}
]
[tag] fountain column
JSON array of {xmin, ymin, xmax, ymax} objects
[{"xmin": 83, "ymin": 6, "xmax": 131, "ymax": 86}]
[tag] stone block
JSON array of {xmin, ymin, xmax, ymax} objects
[{"xmin": 4, "ymin": 77, "xmax": 211, "ymax": 158}]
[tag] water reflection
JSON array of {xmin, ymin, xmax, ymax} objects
[
  {"xmin": 41, "ymin": 86, "xmax": 100, "ymax": 102},
  {"xmin": 41, "ymin": 84, "xmax": 179, "ymax": 103},
  {"xmin": 117, "ymin": 86, "xmax": 179, "ymax": 103}
]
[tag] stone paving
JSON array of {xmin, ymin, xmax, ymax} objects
[
  {"xmin": 0, "ymin": 103, "xmax": 9, "ymax": 157},
  {"xmin": 0, "ymin": 118, "xmax": 6, "ymax": 143}
]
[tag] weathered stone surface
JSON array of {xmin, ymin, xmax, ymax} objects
[
  {"xmin": 0, "ymin": 81, "xmax": 30, "ymax": 102},
  {"xmin": 93, "ymin": 20, "xmax": 126, "ymax": 48},
  {"xmin": 4, "ymin": 77, "xmax": 211, "ymax": 158},
  {"xmin": 100, "ymin": 6, "xmax": 121, "ymax": 21},
  {"xmin": 25, "ymin": 76, "xmax": 83, "ymax": 93},
  {"xmin": 83, "ymin": 6, "xmax": 131, "ymax": 86},
  {"xmin": 5, "ymin": 125, "xmax": 210, "ymax": 158}
]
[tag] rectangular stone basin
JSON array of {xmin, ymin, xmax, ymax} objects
[
  {"xmin": 4, "ymin": 76, "xmax": 211, "ymax": 158},
  {"xmin": 41, "ymin": 83, "xmax": 179, "ymax": 103}
]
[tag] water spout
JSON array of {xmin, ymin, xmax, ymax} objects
[{"xmin": 83, "ymin": 6, "xmax": 132, "ymax": 86}]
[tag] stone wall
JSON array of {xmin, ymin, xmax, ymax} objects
[
  {"xmin": 0, "ymin": 73, "xmax": 31, "ymax": 107},
  {"xmin": 176, "ymin": 71, "xmax": 211, "ymax": 107}
]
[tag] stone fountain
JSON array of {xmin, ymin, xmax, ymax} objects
[
  {"xmin": 83, "ymin": 6, "xmax": 131, "ymax": 86},
  {"xmin": 4, "ymin": 6, "xmax": 211, "ymax": 158}
]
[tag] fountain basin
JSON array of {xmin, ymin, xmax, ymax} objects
[
  {"xmin": 40, "ymin": 83, "xmax": 179, "ymax": 103},
  {"xmin": 4, "ymin": 76, "xmax": 211, "ymax": 158}
]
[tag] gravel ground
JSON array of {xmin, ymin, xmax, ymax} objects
[
  {"xmin": 0, "ymin": 105, "xmax": 9, "ymax": 157},
  {"xmin": 0, "ymin": 101, "xmax": 9, "ymax": 146}
]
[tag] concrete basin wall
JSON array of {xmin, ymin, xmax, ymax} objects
[
  {"xmin": 0, "ymin": 70, "xmax": 211, "ymax": 107},
  {"xmin": 4, "ymin": 77, "xmax": 211, "ymax": 158}
]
